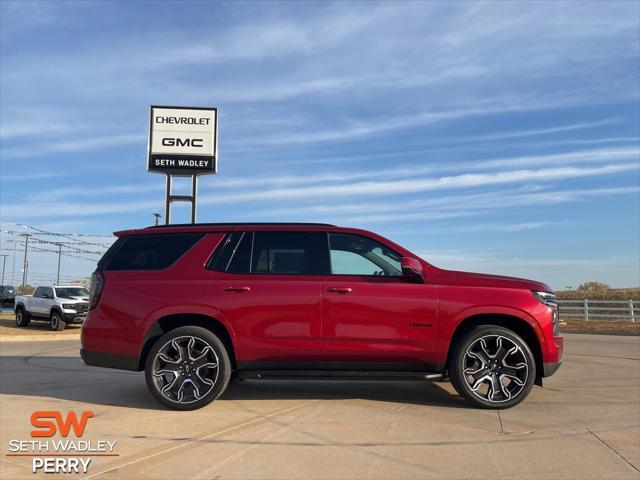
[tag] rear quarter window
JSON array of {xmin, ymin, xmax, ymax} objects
[{"xmin": 103, "ymin": 233, "xmax": 203, "ymax": 271}]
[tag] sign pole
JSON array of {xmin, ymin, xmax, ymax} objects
[
  {"xmin": 191, "ymin": 175, "xmax": 198, "ymax": 224},
  {"xmin": 165, "ymin": 175, "xmax": 172, "ymax": 225}
]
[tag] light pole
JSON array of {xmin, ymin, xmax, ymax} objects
[
  {"xmin": 21, "ymin": 234, "xmax": 30, "ymax": 293},
  {"xmin": 0, "ymin": 254, "xmax": 7, "ymax": 284}
]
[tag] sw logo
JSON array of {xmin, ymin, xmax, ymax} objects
[{"xmin": 31, "ymin": 410, "xmax": 94, "ymax": 437}]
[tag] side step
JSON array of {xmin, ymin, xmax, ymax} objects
[{"xmin": 237, "ymin": 370, "xmax": 443, "ymax": 381}]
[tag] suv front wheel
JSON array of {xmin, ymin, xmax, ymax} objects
[
  {"xmin": 145, "ymin": 326, "xmax": 231, "ymax": 410},
  {"xmin": 449, "ymin": 325, "xmax": 536, "ymax": 409}
]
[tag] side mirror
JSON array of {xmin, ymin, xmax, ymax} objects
[{"xmin": 401, "ymin": 257, "xmax": 424, "ymax": 283}]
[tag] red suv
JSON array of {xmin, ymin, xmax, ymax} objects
[{"xmin": 81, "ymin": 223, "xmax": 563, "ymax": 410}]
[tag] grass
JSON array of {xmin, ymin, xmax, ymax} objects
[{"xmin": 559, "ymin": 320, "xmax": 640, "ymax": 336}]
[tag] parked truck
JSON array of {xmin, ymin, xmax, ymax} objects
[
  {"xmin": 15, "ymin": 285, "xmax": 90, "ymax": 331},
  {"xmin": 0, "ymin": 285, "xmax": 16, "ymax": 307}
]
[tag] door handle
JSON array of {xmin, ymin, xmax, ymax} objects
[
  {"xmin": 327, "ymin": 287, "xmax": 353, "ymax": 293},
  {"xmin": 224, "ymin": 286, "xmax": 251, "ymax": 292}
]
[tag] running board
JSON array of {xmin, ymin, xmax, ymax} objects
[{"xmin": 237, "ymin": 370, "xmax": 443, "ymax": 381}]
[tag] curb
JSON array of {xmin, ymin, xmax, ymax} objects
[{"xmin": 0, "ymin": 334, "xmax": 80, "ymax": 343}]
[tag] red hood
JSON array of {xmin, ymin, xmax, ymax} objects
[{"xmin": 433, "ymin": 267, "xmax": 551, "ymax": 292}]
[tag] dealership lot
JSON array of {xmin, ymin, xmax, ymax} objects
[{"xmin": 0, "ymin": 334, "xmax": 638, "ymax": 480}]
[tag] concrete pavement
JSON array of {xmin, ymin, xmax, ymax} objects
[{"xmin": 0, "ymin": 334, "xmax": 638, "ymax": 479}]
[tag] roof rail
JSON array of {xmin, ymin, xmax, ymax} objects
[{"xmin": 146, "ymin": 222, "xmax": 336, "ymax": 228}]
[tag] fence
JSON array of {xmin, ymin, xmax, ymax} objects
[{"xmin": 557, "ymin": 299, "xmax": 638, "ymax": 322}]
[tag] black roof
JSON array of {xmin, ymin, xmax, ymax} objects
[{"xmin": 146, "ymin": 222, "xmax": 336, "ymax": 229}]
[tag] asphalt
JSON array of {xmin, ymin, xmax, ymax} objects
[{"xmin": 0, "ymin": 334, "xmax": 638, "ymax": 480}]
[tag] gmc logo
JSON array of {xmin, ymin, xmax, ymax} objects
[{"xmin": 162, "ymin": 138, "xmax": 203, "ymax": 147}]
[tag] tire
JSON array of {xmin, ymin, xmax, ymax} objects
[
  {"xmin": 145, "ymin": 326, "xmax": 232, "ymax": 410},
  {"xmin": 449, "ymin": 325, "xmax": 536, "ymax": 409},
  {"xmin": 15, "ymin": 307, "xmax": 30, "ymax": 327},
  {"xmin": 50, "ymin": 311, "xmax": 66, "ymax": 331}
]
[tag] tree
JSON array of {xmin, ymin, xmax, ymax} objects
[
  {"xmin": 576, "ymin": 282, "xmax": 611, "ymax": 293},
  {"xmin": 16, "ymin": 284, "xmax": 35, "ymax": 295}
]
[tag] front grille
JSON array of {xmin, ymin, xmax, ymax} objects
[{"xmin": 74, "ymin": 303, "xmax": 89, "ymax": 314}]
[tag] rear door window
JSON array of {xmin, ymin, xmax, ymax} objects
[
  {"xmin": 251, "ymin": 232, "xmax": 329, "ymax": 275},
  {"xmin": 104, "ymin": 233, "xmax": 203, "ymax": 271},
  {"xmin": 212, "ymin": 231, "xmax": 329, "ymax": 275}
]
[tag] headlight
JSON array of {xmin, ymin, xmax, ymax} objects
[
  {"xmin": 532, "ymin": 291, "xmax": 560, "ymax": 335},
  {"xmin": 62, "ymin": 304, "xmax": 77, "ymax": 310},
  {"xmin": 532, "ymin": 290, "xmax": 557, "ymax": 308}
]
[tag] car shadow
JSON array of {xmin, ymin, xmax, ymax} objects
[
  {"xmin": 0, "ymin": 317, "xmax": 82, "ymax": 332},
  {"xmin": 221, "ymin": 378, "xmax": 469, "ymax": 409},
  {"xmin": 0, "ymin": 354, "xmax": 468, "ymax": 410}
]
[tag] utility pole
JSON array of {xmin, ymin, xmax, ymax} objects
[
  {"xmin": 11, "ymin": 241, "xmax": 17, "ymax": 285},
  {"xmin": 56, "ymin": 243, "xmax": 62, "ymax": 285},
  {"xmin": 0, "ymin": 254, "xmax": 7, "ymax": 284},
  {"xmin": 21, "ymin": 234, "xmax": 30, "ymax": 293}
]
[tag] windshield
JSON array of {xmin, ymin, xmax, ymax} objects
[{"xmin": 55, "ymin": 287, "xmax": 89, "ymax": 299}]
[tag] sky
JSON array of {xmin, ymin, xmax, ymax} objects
[{"xmin": 0, "ymin": 0, "xmax": 639, "ymax": 289}]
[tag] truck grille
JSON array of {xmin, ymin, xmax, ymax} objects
[{"xmin": 74, "ymin": 303, "xmax": 89, "ymax": 314}]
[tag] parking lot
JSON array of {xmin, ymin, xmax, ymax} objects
[{"xmin": 0, "ymin": 334, "xmax": 638, "ymax": 480}]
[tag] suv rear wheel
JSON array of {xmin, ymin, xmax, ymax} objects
[
  {"xmin": 449, "ymin": 325, "xmax": 536, "ymax": 409},
  {"xmin": 145, "ymin": 326, "xmax": 231, "ymax": 410},
  {"xmin": 15, "ymin": 307, "xmax": 30, "ymax": 327},
  {"xmin": 50, "ymin": 311, "xmax": 66, "ymax": 331}
]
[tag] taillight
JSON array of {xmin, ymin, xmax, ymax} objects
[{"xmin": 89, "ymin": 272, "xmax": 104, "ymax": 310}]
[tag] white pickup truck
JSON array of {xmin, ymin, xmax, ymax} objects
[{"xmin": 14, "ymin": 285, "xmax": 90, "ymax": 331}]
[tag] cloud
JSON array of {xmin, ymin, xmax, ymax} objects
[
  {"xmin": 1, "ymin": 133, "xmax": 146, "ymax": 159},
  {"xmin": 221, "ymin": 185, "xmax": 638, "ymax": 225},
  {"xmin": 446, "ymin": 119, "xmax": 621, "ymax": 143},
  {"xmin": 2, "ymin": 1, "xmax": 638, "ymax": 149},
  {"xmin": 196, "ymin": 163, "xmax": 638, "ymax": 204},
  {"xmin": 432, "ymin": 221, "xmax": 559, "ymax": 234},
  {"xmin": 3, "ymin": 144, "xmax": 638, "ymax": 220}
]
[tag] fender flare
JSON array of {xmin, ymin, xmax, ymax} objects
[
  {"xmin": 450, "ymin": 304, "xmax": 545, "ymax": 343},
  {"xmin": 139, "ymin": 304, "xmax": 238, "ymax": 363}
]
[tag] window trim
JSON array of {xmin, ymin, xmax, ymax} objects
[
  {"xmin": 205, "ymin": 232, "xmax": 237, "ymax": 271},
  {"xmin": 227, "ymin": 232, "xmax": 248, "ymax": 272}
]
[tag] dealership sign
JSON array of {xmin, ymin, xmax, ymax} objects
[{"xmin": 148, "ymin": 105, "xmax": 218, "ymax": 175}]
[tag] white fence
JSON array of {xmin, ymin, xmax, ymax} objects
[{"xmin": 557, "ymin": 299, "xmax": 638, "ymax": 322}]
